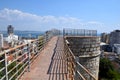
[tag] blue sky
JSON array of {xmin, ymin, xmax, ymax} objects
[{"xmin": 0, "ymin": 0, "xmax": 120, "ymax": 33}]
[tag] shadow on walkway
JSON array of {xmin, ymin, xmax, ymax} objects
[{"xmin": 47, "ymin": 37, "xmax": 68, "ymax": 80}]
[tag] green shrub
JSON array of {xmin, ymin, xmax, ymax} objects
[{"xmin": 99, "ymin": 58, "xmax": 120, "ymax": 80}]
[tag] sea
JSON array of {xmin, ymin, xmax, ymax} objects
[
  {"xmin": 1, "ymin": 31, "xmax": 101, "ymax": 38},
  {"xmin": 1, "ymin": 31, "xmax": 44, "ymax": 38}
]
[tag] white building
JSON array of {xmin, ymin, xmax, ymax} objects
[
  {"xmin": 0, "ymin": 34, "xmax": 3, "ymax": 48},
  {"xmin": 4, "ymin": 34, "xmax": 19, "ymax": 47},
  {"xmin": 113, "ymin": 44, "xmax": 120, "ymax": 54},
  {"xmin": 7, "ymin": 34, "xmax": 18, "ymax": 43}
]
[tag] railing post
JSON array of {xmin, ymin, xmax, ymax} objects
[
  {"xmin": 43, "ymin": 35, "xmax": 46, "ymax": 50},
  {"xmin": 35, "ymin": 41, "xmax": 38, "ymax": 54},
  {"xmin": 15, "ymin": 49, "xmax": 18, "ymax": 78},
  {"xmin": 74, "ymin": 57, "xmax": 79, "ymax": 80},
  {"xmin": 32, "ymin": 43, "xmax": 35, "ymax": 54},
  {"xmin": 28, "ymin": 44, "xmax": 30, "ymax": 72},
  {"xmin": 5, "ymin": 52, "xmax": 8, "ymax": 80}
]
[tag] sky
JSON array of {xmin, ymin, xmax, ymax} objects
[{"xmin": 0, "ymin": 0, "xmax": 120, "ymax": 33}]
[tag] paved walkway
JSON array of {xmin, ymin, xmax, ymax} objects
[{"xmin": 20, "ymin": 37, "xmax": 68, "ymax": 80}]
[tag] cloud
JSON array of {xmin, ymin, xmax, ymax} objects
[
  {"xmin": 117, "ymin": 24, "xmax": 120, "ymax": 26},
  {"xmin": 0, "ymin": 8, "xmax": 82, "ymax": 31},
  {"xmin": 0, "ymin": 8, "xmax": 111, "ymax": 33}
]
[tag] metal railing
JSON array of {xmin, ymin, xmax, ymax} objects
[
  {"xmin": 0, "ymin": 29, "xmax": 61, "ymax": 80},
  {"xmin": 63, "ymin": 28, "xmax": 97, "ymax": 36},
  {"xmin": 0, "ymin": 38, "xmax": 45, "ymax": 80},
  {"xmin": 64, "ymin": 38, "xmax": 97, "ymax": 80}
]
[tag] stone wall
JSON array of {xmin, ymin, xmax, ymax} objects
[{"xmin": 66, "ymin": 36, "xmax": 100, "ymax": 80}]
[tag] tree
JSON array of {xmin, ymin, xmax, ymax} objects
[{"xmin": 99, "ymin": 58, "xmax": 120, "ymax": 79}]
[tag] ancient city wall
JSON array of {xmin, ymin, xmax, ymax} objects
[{"xmin": 66, "ymin": 36, "xmax": 100, "ymax": 80}]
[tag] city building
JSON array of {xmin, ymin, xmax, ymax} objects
[
  {"xmin": 7, "ymin": 25, "xmax": 14, "ymax": 35},
  {"xmin": 101, "ymin": 33, "xmax": 110, "ymax": 44},
  {"xmin": 110, "ymin": 30, "xmax": 120, "ymax": 45},
  {"xmin": 0, "ymin": 33, "xmax": 4, "ymax": 48},
  {"xmin": 7, "ymin": 34, "xmax": 18, "ymax": 43},
  {"xmin": 101, "ymin": 33, "xmax": 107, "ymax": 42},
  {"xmin": 113, "ymin": 44, "xmax": 120, "ymax": 54}
]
